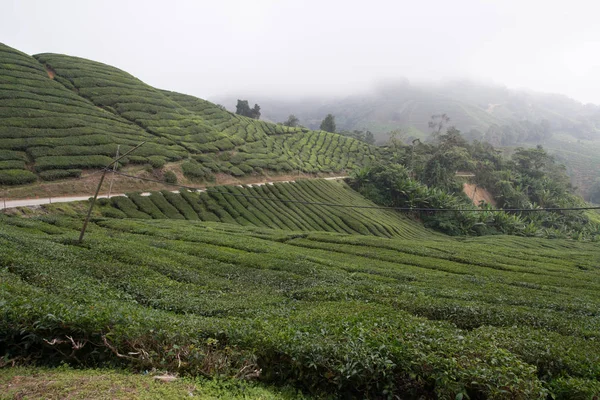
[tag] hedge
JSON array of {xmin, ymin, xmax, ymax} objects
[
  {"xmin": 39, "ymin": 169, "xmax": 82, "ymax": 181},
  {"xmin": 0, "ymin": 169, "xmax": 37, "ymax": 185}
]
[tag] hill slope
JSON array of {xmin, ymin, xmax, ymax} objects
[{"xmin": 0, "ymin": 43, "xmax": 376, "ymax": 188}]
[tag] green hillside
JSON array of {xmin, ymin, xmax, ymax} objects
[
  {"xmin": 98, "ymin": 179, "xmax": 433, "ymax": 239},
  {"xmin": 0, "ymin": 44, "xmax": 157, "ymax": 185},
  {"xmin": 2, "ymin": 207, "xmax": 599, "ymax": 398},
  {"xmin": 0, "ymin": 43, "xmax": 375, "ymax": 187}
]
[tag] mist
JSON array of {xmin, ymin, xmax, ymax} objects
[{"xmin": 2, "ymin": 0, "xmax": 600, "ymax": 104}]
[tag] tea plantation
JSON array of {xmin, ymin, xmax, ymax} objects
[
  {"xmin": 2, "ymin": 41, "xmax": 600, "ymax": 399},
  {"xmin": 0, "ymin": 42, "xmax": 376, "ymax": 187},
  {"xmin": 98, "ymin": 179, "xmax": 433, "ymax": 239},
  {"xmin": 1, "ymin": 197, "xmax": 599, "ymax": 398}
]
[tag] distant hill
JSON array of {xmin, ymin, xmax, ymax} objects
[
  {"xmin": 214, "ymin": 81, "xmax": 600, "ymax": 143},
  {"xmin": 0, "ymin": 43, "xmax": 375, "ymax": 188},
  {"xmin": 213, "ymin": 81, "xmax": 600, "ymax": 198}
]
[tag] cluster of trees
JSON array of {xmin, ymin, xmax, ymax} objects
[
  {"xmin": 235, "ymin": 100, "xmax": 261, "ymax": 119},
  {"xmin": 282, "ymin": 114, "xmax": 300, "ymax": 127},
  {"xmin": 349, "ymin": 115, "xmax": 599, "ymax": 239}
]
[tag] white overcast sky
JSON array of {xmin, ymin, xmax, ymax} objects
[{"xmin": 2, "ymin": 0, "xmax": 600, "ymax": 104}]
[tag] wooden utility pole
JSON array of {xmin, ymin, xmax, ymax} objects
[
  {"xmin": 78, "ymin": 142, "xmax": 145, "ymax": 243},
  {"xmin": 107, "ymin": 145, "xmax": 120, "ymax": 199}
]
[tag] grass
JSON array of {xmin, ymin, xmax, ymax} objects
[
  {"xmin": 1, "ymin": 204, "xmax": 599, "ymax": 398},
  {"xmin": 0, "ymin": 366, "xmax": 306, "ymax": 399}
]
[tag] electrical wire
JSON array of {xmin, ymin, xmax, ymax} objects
[{"xmin": 104, "ymin": 168, "xmax": 600, "ymax": 213}]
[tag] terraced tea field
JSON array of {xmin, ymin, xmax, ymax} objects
[
  {"xmin": 0, "ymin": 42, "xmax": 377, "ymax": 188},
  {"xmin": 1, "ymin": 200, "xmax": 599, "ymax": 398},
  {"xmin": 99, "ymin": 179, "xmax": 432, "ymax": 239}
]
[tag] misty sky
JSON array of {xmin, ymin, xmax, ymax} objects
[{"xmin": 2, "ymin": 0, "xmax": 600, "ymax": 104}]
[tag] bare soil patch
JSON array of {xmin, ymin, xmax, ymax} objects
[{"xmin": 463, "ymin": 183, "xmax": 496, "ymax": 207}]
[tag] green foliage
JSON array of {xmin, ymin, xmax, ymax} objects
[
  {"xmin": 163, "ymin": 170, "xmax": 177, "ymax": 184},
  {"xmin": 0, "ymin": 169, "xmax": 37, "ymax": 185},
  {"xmin": 235, "ymin": 100, "xmax": 261, "ymax": 119},
  {"xmin": 371, "ymin": 127, "xmax": 599, "ymax": 239},
  {"xmin": 146, "ymin": 156, "xmax": 165, "ymax": 169},
  {"xmin": 110, "ymin": 196, "xmax": 151, "ymax": 219},
  {"xmin": 39, "ymin": 169, "xmax": 82, "ymax": 181},
  {"xmin": 319, "ymin": 113, "xmax": 336, "ymax": 133},
  {"xmin": 0, "ymin": 160, "xmax": 26, "ymax": 170},
  {"xmin": 33, "ymin": 155, "xmax": 112, "ymax": 172},
  {"xmin": 282, "ymin": 114, "xmax": 300, "ymax": 127}
]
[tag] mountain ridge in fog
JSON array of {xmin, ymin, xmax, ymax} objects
[{"xmin": 211, "ymin": 80, "xmax": 600, "ymax": 144}]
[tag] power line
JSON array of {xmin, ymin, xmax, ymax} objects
[{"xmin": 104, "ymin": 168, "xmax": 600, "ymax": 213}]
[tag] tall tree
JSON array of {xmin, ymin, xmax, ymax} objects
[
  {"xmin": 250, "ymin": 104, "xmax": 261, "ymax": 120},
  {"xmin": 235, "ymin": 100, "xmax": 251, "ymax": 117},
  {"xmin": 428, "ymin": 113, "xmax": 450, "ymax": 140},
  {"xmin": 365, "ymin": 130, "xmax": 375, "ymax": 145},
  {"xmin": 283, "ymin": 114, "xmax": 299, "ymax": 127},
  {"xmin": 320, "ymin": 114, "xmax": 336, "ymax": 133}
]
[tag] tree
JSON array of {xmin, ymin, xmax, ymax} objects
[
  {"xmin": 235, "ymin": 100, "xmax": 251, "ymax": 116},
  {"xmin": 320, "ymin": 114, "xmax": 336, "ymax": 133},
  {"xmin": 250, "ymin": 104, "xmax": 261, "ymax": 120},
  {"xmin": 365, "ymin": 130, "xmax": 375, "ymax": 145},
  {"xmin": 428, "ymin": 113, "xmax": 450, "ymax": 139},
  {"xmin": 235, "ymin": 100, "xmax": 261, "ymax": 119},
  {"xmin": 283, "ymin": 114, "xmax": 300, "ymax": 127}
]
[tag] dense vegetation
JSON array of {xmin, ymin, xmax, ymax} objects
[
  {"xmin": 349, "ymin": 126, "xmax": 599, "ymax": 239},
  {"xmin": 0, "ymin": 43, "xmax": 374, "ymax": 187},
  {"xmin": 1, "ymin": 206, "xmax": 599, "ymax": 399}
]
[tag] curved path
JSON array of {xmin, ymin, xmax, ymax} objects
[{"xmin": 1, "ymin": 176, "xmax": 347, "ymax": 210}]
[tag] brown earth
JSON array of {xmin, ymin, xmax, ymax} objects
[
  {"xmin": 463, "ymin": 183, "xmax": 496, "ymax": 207},
  {"xmin": 45, "ymin": 66, "xmax": 55, "ymax": 79}
]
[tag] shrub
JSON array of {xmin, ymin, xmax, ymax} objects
[
  {"xmin": 0, "ymin": 160, "xmax": 26, "ymax": 170},
  {"xmin": 147, "ymin": 156, "xmax": 166, "ymax": 169},
  {"xmin": 39, "ymin": 169, "xmax": 82, "ymax": 181},
  {"xmin": 229, "ymin": 166, "xmax": 244, "ymax": 177},
  {"xmin": 164, "ymin": 171, "xmax": 177, "ymax": 184},
  {"xmin": 110, "ymin": 196, "xmax": 151, "ymax": 219},
  {"xmin": 34, "ymin": 155, "xmax": 112, "ymax": 172},
  {"xmin": 181, "ymin": 161, "xmax": 205, "ymax": 180},
  {"xmin": 0, "ymin": 169, "xmax": 37, "ymax": 185}
]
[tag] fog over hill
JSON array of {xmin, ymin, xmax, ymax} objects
[
  {"xmin": 212, "ymin": 80, "xmax": 600, "ymax": 198},
  {"xmin": 212, "ymin": 80, "xmax": 600, "ymax": 144}
]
